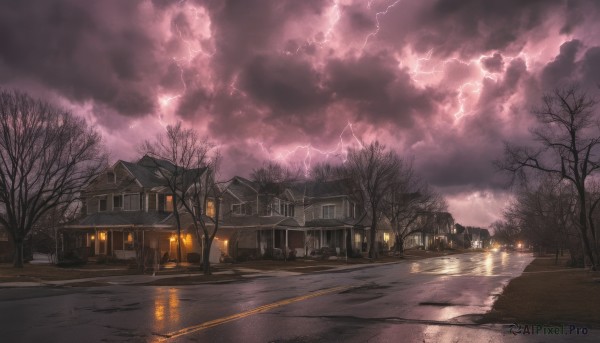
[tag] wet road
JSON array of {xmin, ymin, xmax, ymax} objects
[{"xmin": 0, "ymin": 252, "xmax": 596, "ymax": 342}]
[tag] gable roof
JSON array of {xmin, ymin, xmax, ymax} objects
[
  {"xmin": 302, "ymin": 178, "xmax": 352, "ymax": 198},
  {"xmin": 119, "ymin": 161, "xmax": 164, "ymax": 188}
]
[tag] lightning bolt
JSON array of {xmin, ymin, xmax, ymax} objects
[
  {"xmin": 286, "ymin": 0, "xmax": 341, "ymax": 55},
  {"xmin": 402, "ymin": 49, "xmax": 535, "ymax": 120},
  {"xmin": 256, "ymin": 122, "xmax": 364, "ymax": 175},
  {"xmin": 362, "ymin": 0, "xmax": 402, "ymax": 50},
  {"xmin": 154, "ymin": 1, "xmax": 214, "ymax": 127}
]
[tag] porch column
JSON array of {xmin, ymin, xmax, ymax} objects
[
  {"xmin": 110, "ymin": 229, "xmax": 114, "ymax": 257},
  {"xmin": 285, "ymin": 229, "xmax": 288, "ymax": 250},
  {"xmin": 320, "ymin": 229, "xmax": 323, "ymax": 248},
  {"xmin": 95, "ymin": 229, "xmax": 99, "ymax": 255}
]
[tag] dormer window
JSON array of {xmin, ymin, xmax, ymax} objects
[{"xmin": 107, "ymin": 171, "xmax": 115, "ymax": 183}]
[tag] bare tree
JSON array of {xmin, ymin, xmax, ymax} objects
[
  {"xmin": 249, "ymin": 161, "xmax": 301, "ymax": 260},
  {"xmin": 341, "ymin": 141, "xmax": 402, "ymax": 258},
  {"xmin": 141, "ymin": 122, "xmax": 213, "ymax": 265},
  {"xmin": 504, "ymin": 176, "xmax": 580, "ymax": 264},
  {"xmin": 179, "ymin": 151, "xmax": 224, "ymax": 275},
  {"xmin": 0, "ymin": 89, "xmax": 106, "ymax": 267},
  {"xmin": 384, "ymin": 165, "xmax": 447, "ymax": 255},
  {"xmin": 499, "ymin": 85, "xmax": 600, "ymax": 269}
]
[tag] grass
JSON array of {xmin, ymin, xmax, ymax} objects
[
  {"xmin": 0, "ymin": 263, "xmax": 136, "ymax": 282},
  {"xmin": 481, "ymin": 255, "xmax": 600, "ymax": 328}
]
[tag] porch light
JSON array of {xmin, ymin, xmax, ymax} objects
[
  {"xmin": 127, "ymin": 233, "xmax": 133, "ymax": 242},
  {"xmin": 91, "ymin": 235, "xmax": 95, "ymax": 240},
  {"xmin": 170, "ymin": 235, "xmax": 176, "ymax": 242}
]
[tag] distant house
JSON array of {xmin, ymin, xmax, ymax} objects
[{"xmin": 404, "ymin": 212, "xmax": 454, "ymax": 250}]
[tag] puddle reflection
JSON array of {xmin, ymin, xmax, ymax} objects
[{"xmin": 153, "ymin": 288, "xmax": 180, "ymax": 332}]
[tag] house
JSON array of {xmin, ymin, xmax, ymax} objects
[
  {"xmin": 60, "ymin": 155, "xmax": 208, "ymax": 263},
  {"xmin": 403, "ymin": 212, "xmax": 454, "ymax": 250},
  {"xmin": 215, "ymin": 177, "xmax": 373, "ymax": 260}
]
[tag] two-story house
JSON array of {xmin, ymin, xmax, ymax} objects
[
  {"xmin": 61, "ymin": 155, "xmax": 207, "ymax": 262},
  {"xmin": 213, "ymin": 177, "xmax": 373, "ymax": 260}
]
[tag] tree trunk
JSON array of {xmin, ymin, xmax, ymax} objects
[
  {"xmin": 345, "ymin": 229, "xmax": 353, "ymax": 258},
  {"xmin": 368, "ymin": 208, "xmax": 378, "ymax": 259},
  {"xmin": 13, "ymin": 239, "xmax": 24, "ymax": 268},
  {"xmin": 202, "ymin": 237, "xmax": 213, "ymax": 275},
  {"xmin": 578, "ymin": 202, "xmax": 597, "ymax": 270}
]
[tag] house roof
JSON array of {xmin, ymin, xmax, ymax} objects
[
  {"xmin": 137, "ymin": 155, "xmax": 177, "ymax": 173},
  {"xmin": 119, "ymin": 161, "xmax": 164, "ymax": 188},
  {"xmin": 72, "ymin": 211, "xmax": 173, "ymax": 228},
  {"xmin": 221, "ymin": 215, "xmax": 301, "ymax": 228},
  {"xmin": 304, "ymin": 215, "xmax": 370, "ymax": 228},
  {"xmin": 301, "ymin": 179, "xmax": 351, "ymax": 198}
]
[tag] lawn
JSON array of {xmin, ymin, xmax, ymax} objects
[
  {"xmin": 481, "ymin": 256, "xmax": 600, "ymax": 328},
  {"xmin": 0, "ymin": 263, "xmax": 136, "ymax": 282}
]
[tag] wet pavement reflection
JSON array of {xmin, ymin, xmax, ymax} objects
[{"xmin": 2, "ymin": 252, "xmax": 597, "ymax": 342}]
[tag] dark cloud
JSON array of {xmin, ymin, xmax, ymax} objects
[
  {"xmin": 239, "ymin": 54, "xmax": 329, "ymax": 114},
  {"xmin": 481, "ymin": 53, "xmax": 505, "ymax": 73},
  {"xmin": 0, "ymin": 0, "xmax": 160, "ymax": 117},
  {"xmin": 2, "ymin": 0, "xmax": 600, "ymax": 227},
  {"xmin": 325, "ymin": 52, "xmax": 444, "ymax": 128},
  {"xmin": 540, "ymin": 39, "xmax": 582, "ymax": 86},
  {"xmin": 375, "ymin": 0, "xmax": 564, "ymax": 57}
]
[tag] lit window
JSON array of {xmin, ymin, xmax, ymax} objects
[
  {"xmin": 165, "ymin": 195, "xmax": 174, "ymax": 212},
  {"xmin": 383, "ymin": 232, "xmax": 390, "ymax": 243},
  {"xmin": 206, "ymin": 199, "xmax": 216, "ymax": 218},
  {"xmin": 99, "ymin": 232, "xmax": 107, "ymax": 241},
  {"xmin": 322, "ymin": 205, "xmax": 335, "ymax": 219}
]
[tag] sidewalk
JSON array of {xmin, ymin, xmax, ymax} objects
[
  {"xmin": 0, "ymin": 260, "xmax": 405, "ymax": 288},
  {"xmin": 0, "ymin": 249, "xmax": 470, "ymax": 288}
]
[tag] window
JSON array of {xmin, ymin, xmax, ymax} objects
[
  {"xmin": 322, "ymin": 205, "xmax": 335, "ymax": 219},
  {"xmin": 289, "ymin": 204, "xmax": 295, "ymax": 217},
  {"xmin": 349, "ymin": 202, "xmax": 355, "ymax": 218},
  {"xmin": 113, "ymin": 195, "xmax": 122, "ymax": 208},
  {"xmin": 232, "ymin": 203, "xmax": 251, "ymax": 215},
  {"xmin": 165, "ymin": 195, "xmax": 174, "ymax": 212},
  {"xmin": 206, "ymin": 199, "xmax": 216, "ymax": 218},
  {"xmin": 98, "ymin": 196, "xmax": 107, "ymax": 212},
  {"xmin": 123, "ymin": 194, "xmax": 140, "ymax": 211},
  {"xmin": 383, "ymin": 232, "xmax": 390, "ymax": 243}
]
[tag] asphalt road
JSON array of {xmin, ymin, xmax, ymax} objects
[{"xmin": 1, "ymin": 252, "xmax": 597, "ymax": 342}]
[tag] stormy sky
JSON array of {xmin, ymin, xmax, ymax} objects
[{"xmin": 1, "ymin": 0, "xmax": 600, "ymax": 228}]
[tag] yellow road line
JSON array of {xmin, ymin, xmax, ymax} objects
[{"xmin": 153, "ymin": 285, "xmax": 354, "ymax": 341}]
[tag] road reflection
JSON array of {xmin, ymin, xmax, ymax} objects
[{"xmin": 153, "ymin": 288, "xmax": 180, "ymax": 332}]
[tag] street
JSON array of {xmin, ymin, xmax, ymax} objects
[{"xmin": 1, "ymin": 252, "xmax": 595, "ymax": 342}]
